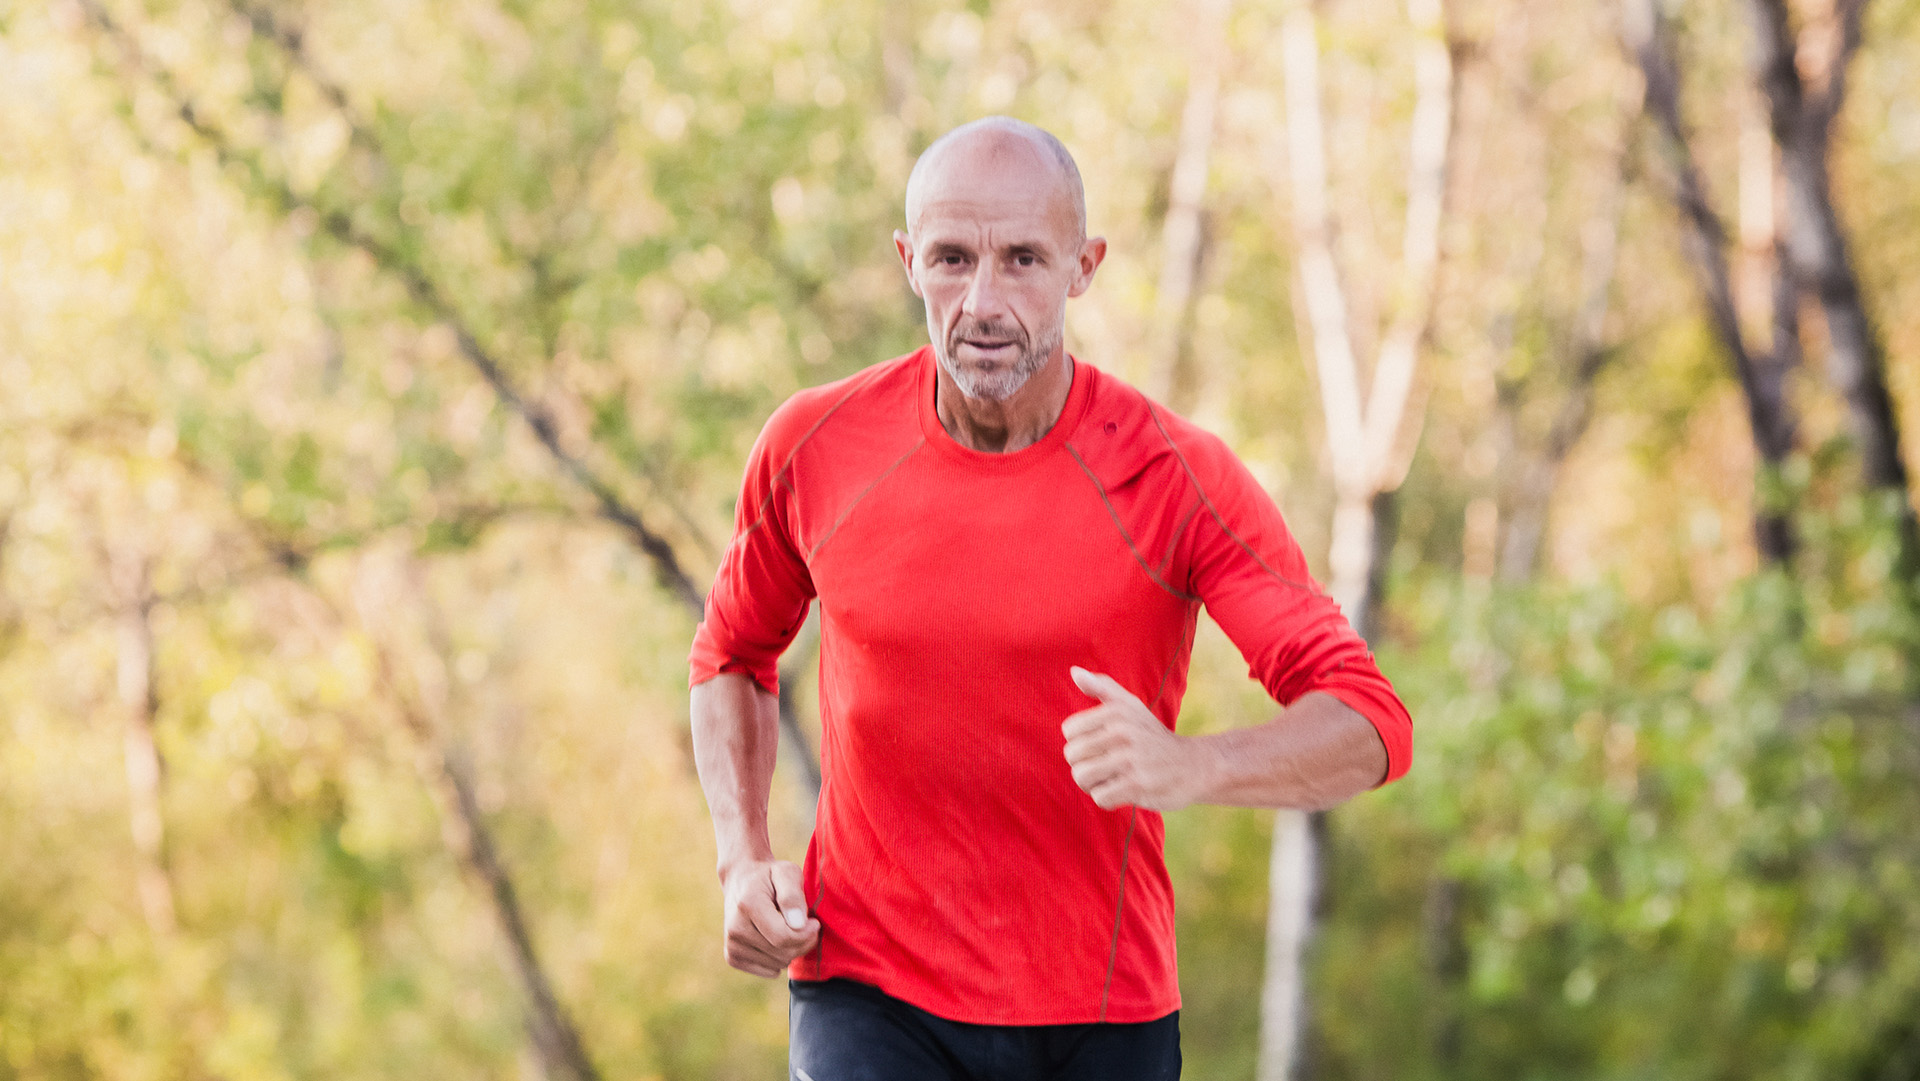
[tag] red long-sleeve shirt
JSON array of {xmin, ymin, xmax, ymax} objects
[{"xmin": 690, "ymin": 347, "xmax": 1410, "ymax": 1025}]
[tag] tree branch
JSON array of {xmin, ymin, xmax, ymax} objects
[
  {"xmin": 1279, "ymin": 3, "xmax": 1368, "ymax": 501},
  {"xmin": 340, "ymin": 561, "xmax": 604, "ymax": 1081},
  {"xmin": 78, "ymin": 0, "xmax": 706, "ymax": 614},
  {"xmin": 1362, "ymin": 0, "xmax": 1455, "ymax": 493},
  {"xmin": 250, "ymin": 0, "xmax": 825, "ymax": 788},
  {"xmin": 83, "ymin": 0, "xmax": 832, "ymax": 802}
]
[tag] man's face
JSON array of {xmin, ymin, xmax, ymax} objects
[{"xmin": 894, "ymin": 139, "xmax": 1102, "ymax": 402}]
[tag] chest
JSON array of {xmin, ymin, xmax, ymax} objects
[{"xmin": 803, "ymin": 456, "xmax": 1186, "ymax": 661}]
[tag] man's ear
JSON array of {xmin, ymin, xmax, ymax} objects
[
  {"xmin": 1068, "ymin": 236, "xmax": 1108, "ymax": 298},
  {"xmin": 893, "ymin": 230, "xmax": 923, "ymax": 298}
]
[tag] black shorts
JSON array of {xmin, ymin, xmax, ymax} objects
[{"xmin": 788, "ymin": 978, "xmax": 1181, "ymax": 1081}]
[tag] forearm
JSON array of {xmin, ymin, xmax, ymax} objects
[
  {"xmin": 690, "ymin": 671, "xmax": 782, "ymax": 876},
  {"xmin": 1183, "ymin": 692, "xmax": 1388, "ymax": 810}
]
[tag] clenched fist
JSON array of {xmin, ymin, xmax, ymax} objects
[
  {"xmin": 1062, "ymin": 666, "xmax": 1199, "ymax": 812},
  {"xmin": 719, "ymin": 858, "xmax": 821, "ymax": 977}
]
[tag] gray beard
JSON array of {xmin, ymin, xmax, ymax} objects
[{"xmin": 936, "ymin": 324, "xmax": 1062, "ymax": 402}]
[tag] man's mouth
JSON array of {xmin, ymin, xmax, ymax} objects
[{"xmin": 960, "ymin": 338, "xmax": 1018, "ymax": 354}]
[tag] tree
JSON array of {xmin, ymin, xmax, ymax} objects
[
  {"xmin": 1145, "ymin": 0, "xmax": 1232, "ymax": 416},
  {"xmin": 1742, "ymin": 0, "xmax": 1915, "ymax": 566},
  {"xmin": 1627, "ymin": 0, "xmax": 1802, "ymax": 562},
  {"xmin": 1261, "ymin": 0, "xmax": 1456, "ymax": 1077}
]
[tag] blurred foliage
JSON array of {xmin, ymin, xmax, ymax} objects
[
  {"xmin": 1, "ymin": 0, "xmax": 1918, "ymax": 1077},
  {"xmin": 1323, "ymin": 493, "xmax": 1920, "ymax": 1080}
]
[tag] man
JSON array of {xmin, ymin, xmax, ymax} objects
[{"xmin": 689, "ymin": 116, "xmax": 1411, "ymax": 1081}]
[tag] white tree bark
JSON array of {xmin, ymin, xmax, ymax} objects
[
  {"xmin": 1260, "ymin": 2, "xmax": 1454, "ymax": 1077},
  {"xmin": 1257, "ymin": 809, "xmax": 1320, "ymax": 1081},
  {"xmin": 1735, "ymin": 94, "xmax": 1776, "ymax": 347},
  {"xmin": 1361, "ymin": 0, "xmax": 1453, "ymax": 493},
  {"xmin": 1279, "ymin": 0, "xmax": 1452, "ymax": 630},
  {"xmin": 1146, "ymin": 0, "xmax": 1232, "ymax": 412},
  {"xmin": 112, "ymin": 547, "xmax": 176, "ymax": 937}
]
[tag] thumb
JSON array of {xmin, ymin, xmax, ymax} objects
[
  {"xmin": 1070, "ymin": 666, "xmax": 1128, "ymax": 704},
  {"xmin": 770, "ymin": 862, "xmax": 810, "ymax": 931}
]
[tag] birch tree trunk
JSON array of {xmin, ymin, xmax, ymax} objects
[
  {"xmin": 1260, "ymin": 2, "xmax": 1453, "ymax": 1076},
  {"xmin": 1146, "ymin": 0, "xmax": 1231, "ymax": 413},
  {"xmin": 1745, "ymin": 0, "xmax": 1915, "ymax": 559},
  {"xmin": 112, "ymin": 547, "xmax": 176, "ymax": 937},
  {"xmin": 1258, "ymin": 808, "xmax": 1323, "ymax": 1081},
  {"xmin": 1626, "ymin": 0, "xmax": 1800, "ymax": 561}
]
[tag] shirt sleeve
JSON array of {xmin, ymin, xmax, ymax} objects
[
  {"xmin": 688, "ymin": 410, "xmax": 817, "ymax": 696},
  {"xmin": 1180, "ymin": 438, "xmax": 1412, "ymax": 785}
]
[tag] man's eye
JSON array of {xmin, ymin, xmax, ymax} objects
[{"xmin": 1015, "ymin": 255, "xmax": 1037, "ymax": 267}]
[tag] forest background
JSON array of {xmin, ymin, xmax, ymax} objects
[{"xmin": 3, "ymin": 0, "xmax": 1919, "ymax": 1077}]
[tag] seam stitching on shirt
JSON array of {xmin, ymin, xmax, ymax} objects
[
  {"xmin": 1099, "ymin": 611, "xmax": 1194, "ymax": 1021},
  {"xmin": 805, "ymin": 438, "xmax": 927, "ymax": 563},
  {"xmin": 1145, "ymin": 405, "xmax": 1320, "ymax": 597},
  {"xmin": 1159, "ymin": 496, "xmax": 1205, "ymax": 580},
  {"xmin": 1147, "ymin": 602, "xmax": 1197, "ymax": 715},
  {"xmin": 1098, "ymin": 808, "xmax": 1137, "ymax": 1023},
  {"xmin": 734, "ymin": 371, "xmax": 877, "ymax": 543},
  {"xmin": 1065, "ymin": 442, "xmax": 1200, "ymax": 603}
]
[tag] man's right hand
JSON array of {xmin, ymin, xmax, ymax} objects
[{"xmin": 719, "ymin": 858, "xmax": 821, "ymax": 977}]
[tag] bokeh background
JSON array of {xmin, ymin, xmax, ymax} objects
[{"xmin": 3, "ymin": 0, "xmax": 1919, "ymax": 1077}]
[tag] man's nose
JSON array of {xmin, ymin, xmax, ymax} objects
[{"xmin": 960, "ymin": 262, "xmax": 1008, "ymax": 321}]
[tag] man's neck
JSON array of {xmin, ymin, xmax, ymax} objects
[{"xmin": 933, "ymin": 353, "xmax": 1075, "ymax": 454}]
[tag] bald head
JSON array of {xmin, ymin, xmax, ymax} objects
[
  {"xmin": 904, "ymin": 117, "xmax": 1087, "ymax": 242},
  {"xmin": 893, "ymin": 117, "xmax": 1107, "ymax": 407}
]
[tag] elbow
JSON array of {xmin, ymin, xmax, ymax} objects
[{"xmin": 1314, "ymin": 705, "xmax": 1393, "ymax": 808}]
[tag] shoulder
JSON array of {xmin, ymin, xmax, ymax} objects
[
  {"xmin": 754, "ymin": 348, "xmax": 924, "ymax": 464},
  {"xmin": 1073, "ymin": 363, "xmax": 1247, "ymax": 495}
]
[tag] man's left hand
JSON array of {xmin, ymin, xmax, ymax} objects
[{"xmin": 1062, "ymin": 666, "xmax": 1199, "ymax": 812}]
